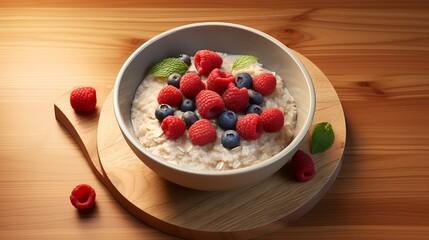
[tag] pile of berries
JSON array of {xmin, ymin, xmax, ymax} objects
[{"xmin": 155, "ymin": 50, "xmax": 285, "ymax": 149}]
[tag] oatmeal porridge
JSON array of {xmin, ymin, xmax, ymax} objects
[{"xmin": 131, "ymin": 52, "xmax": 297, "ymax": 171}]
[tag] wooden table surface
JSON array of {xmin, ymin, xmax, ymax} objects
[{"xmin": 1, "ymin": 1, "xmax": 428, "ymax": 239}]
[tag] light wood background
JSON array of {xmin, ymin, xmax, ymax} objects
[{"xmin": 1, "ymin": 1, "xmax": 428, "ymax": 240}]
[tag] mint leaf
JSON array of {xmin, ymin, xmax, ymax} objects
[
  {"xmin": 149, "ymin": 58, "xmax": 188, "ymax": 78},
  {"xmin": 310, "ymin": 122, "xmax": 335, "ymax": 154},
  {"xmin": 232, "ymin": 55, "xmax": 258, "ymax": 70}
]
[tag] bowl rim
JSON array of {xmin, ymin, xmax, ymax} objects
[{"xmin": 113, "ymin": 21, "xmax": 316, "ymax": 177}]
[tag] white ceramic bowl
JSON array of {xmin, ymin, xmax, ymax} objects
[{"xmin": 113, "ymin": 22, "xmax": 316, "ymax": 191}]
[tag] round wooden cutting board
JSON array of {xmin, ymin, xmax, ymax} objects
[{"xmin": 55, "ymin": 52, "xmax": 346, "ymax": 240}]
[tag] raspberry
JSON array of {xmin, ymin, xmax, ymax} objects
[
  {"xmin": 253, "ymin": 73, "xmax": 277, "ymax": 96},
  {"xmin": 236, "ymin": 113, "xmax": 263, "ymax": 140},
  {"xmin": 188, "ymin": 119, "xmax": 217, "ymax": 146},
  {"xmin": 179, "ymin": 72, "xmax": 205, "ymax": 98},
  {"xmin": 157, "ymin": 85, "xmax": 183, "ymax": 107},
  {"xmin": 194, "ymin": 50, "xmax": 223, "ymax": 76},
  {"xmin": 291, "ymin": 150, "xmax": 316, "ymax": 182},
  {"xmin": 161, "ymin": 116, "xmax": 186, "ymax": 139},
  {"xmin": 195, "ymin": 90, "xmax": 225, "ymax": 119},
  {"xmin": 70, "ymin": 184, "xmax": 96, "ymax": 210},
  {"xmin": 222, "ymin": 83, "xmax": 249, "ymax": 112},
  {"xmin": 260, "ymin": 108, "xmax": 284, "ymax": 132},
  {"xmin": 206, "ymin": 68, "xmax": 235, "ymax": 94},
  {"xmin": 70, "ymin": 87, "xmax": 97, "ymax": 113}
]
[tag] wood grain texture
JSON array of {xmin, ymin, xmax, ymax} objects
[
  {"xmin": 1, "ymin": 0, "xmax": 429, "ymax": 8},
  {"xmin": 1, "ymin": 3, "xmax": 428, "ymax": 240}
]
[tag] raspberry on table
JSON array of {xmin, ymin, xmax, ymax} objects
[
  {"xmin": 291, "ymin": 150, "xmax": 316, "ymax": 182},
  {"xmin": 260, "ymin": 108, "xmax": 284, "ymax": 132},
  {"xmin": 236, "ymin": 113, "xmax": 263, "ymax": 140},
  {"xmin": 222, "ymin": 83, "xmax": 249, "ymax": 113},
  {"xmin": 70, "ymin": 87, "xmax": 97, "ymax": 113},
  {"xmin": 157, "ymin": 85, "xmax": 183, "ymax": 107},
  {"xmin": 206, "ymin": 68, "xmax": 235, "ymax": 94},
  {"xmin": 195, "ymin": 90, "xmax": 225, "ymax": 119},
  {"xmin": 180, "ymin": 72, "xmax": 206, "ymax": 98},
  {"xmin": 253, "ymin": 73, "xmax": 277, "ymax": 96},
  {"xmin": 161, "ymin": 116, "xmax": 187, "ymax": 139},
  {"xmin": 188, "ymin": 119, "xmax": 217, "ymax": 146},
  {"xmin": 194, "ymin": 50, "xmax": 223, "ymax": 76},
  {"xmin": 69, "ymin": 184, "xmax": 96, "ymax": 210}
]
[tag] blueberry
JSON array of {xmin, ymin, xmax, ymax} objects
[
  {"xmin": 155, "ymin": 104, "xmax": 174, "ymax": 122},
  {"xmin": 221, "ymin": 130, "xmax": 240, "ymax": 149},
  {"xmin": 235, "ymin": 73, "xmax": 253, "ymax": 89},
  {"xmin": 167, "ymin": 73, "xmax": 182, "ymax": 88},
  {"xmin": 248, "ymin": 89, "xmax": 264, "ymax": 105},
  {"xmin": 217, "ymin": 110, "xmax": 238, "ymax": 130},
  {"xmin": 180, "ymin": 98, "xmax": 196, "ymax": 112},
  {"xmin": 179, "ymin": 54, "xmax": 191, "ymax": 66},
  {"xmin": 182, "ymin": 111, "xmax": 199, "ymax": 128},
  {"xmin": 246, "ymin": 104, "xmax": 263, "ymax": 115}
]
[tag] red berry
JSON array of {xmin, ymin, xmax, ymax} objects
[
  {"xmin": 206, "ymin": 68, "xmax": 235, "ymax": 94},
  {"xmin": 70, "ymin": 184, "xmax": 96, "ymax": 210},
  {"xmin": 253, "ymin": 73, "xmax": 277, "ymax": 96},
  {"xmin": 70, "ymin": 87, "xmax": 97, "ymax": 113},
  {"xmin": 236, "ymin": 113, "xmax": 263, "ymax": 140},
  {"xmin": 260, "ymin": 108, "xmax": 284, "ymax": 132},
  {"xmin": 161, "ymin": 116, "xmax": 186, "ymax": 139},
  {"xmin": 222, "ymin": 83, "xmax": 249, "ymax": 112},
  {"xmin": 188, "ymin": 119, "xmax": 217, "ymax": 146},
  {"xmin": 157, "ymin": 85, "xmax": 183, "ymax": 107},
  {"xmin": 180, "ymin": 73, "xmax": 206, "ymax": 98},
  {"xmin": 291, "ymin": 150, "xmax": 316, "ymax": 182},
  {"xmin": 195, "ymin": 90, "xmax": 225, "ymax": 119},
  {"xmin": 194, "ymin": 50, "xmax": 223, "ymax": 76}
]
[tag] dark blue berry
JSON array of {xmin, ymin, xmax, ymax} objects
[
  {"xmin": 180, "ymin": 98, "xmax": 196, "ymax": 112},
  {"xmin": 217, "ymin": 110, "xmax": 238, "ymax": 130},
  {"xmin": 246, "ymin": 104, "xmax": 263, "ymax": 115},
  {"xmin": 235, "ymin": 73, "xmax": 253, "ymax": 89},
  {"xmin": 167, "ymin": 73, "xmax": 182, "ymax": 88},
  {"xmin": 248, "ymin": 89, "xmax": 264, "ymax": 105},
  {"xmin": 182, "ymin": 111, "xmax": 199, "ymax": 128},
  {"xmin": 179, "ymin": 54, "xmax": 191, "ymax": 66},
  {"xmin": 221, "ymin": 130, "xmax": 240, "ymax": 149},
  {"xmin": 155, "ymin": 104, "xmax": 174, "ymax": 122}
]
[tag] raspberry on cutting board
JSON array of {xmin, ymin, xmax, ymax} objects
[
  {"xmin": 291, "ymin": 150, "xmax": 316, "ymax": 182},
  {"xmin": 70, "ymin": 87, "xmax": 97, "ymax": 113}
]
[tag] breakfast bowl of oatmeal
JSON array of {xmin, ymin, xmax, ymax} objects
[{"xmin": 113, "ymin": 22, "xmax": 316, "ymax": 191}]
